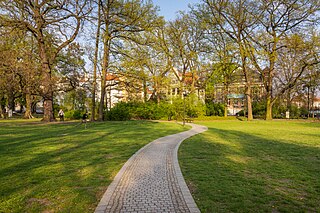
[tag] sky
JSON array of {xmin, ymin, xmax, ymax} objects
[{"xmin": 152, "ymin": 0, "xmax": 201, "ymax": 21}]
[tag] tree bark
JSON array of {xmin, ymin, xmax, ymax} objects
[
  {"xmin": 39, "ymin": 36, "xmax": 55, "ymax": 122},
  {"xmin": 246, "ymin": 84, "xmax": 253, "ymax": 121},
  {"xmin": 265, "ymin": 42, "xmax": 277, "ymax": 120},
  {"xmin": 24, "ymin": 93, "xmax": 34, "ymax": 119},
  {"xmin": 98, "ymin": 34, "xmax": 110, "ymax": 121},
  {"xmin": 265, "ymin": 89, "xmax": 273, "ymax": 120},
  {"xmin": 91, "ymin": 2, "xmax": 101, "ymax": 121},
  {"xmin": 265, "ymin": 94, "xmax": 272, "ymax": 120}
]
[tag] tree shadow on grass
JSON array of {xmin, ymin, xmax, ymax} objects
[
  {"xmin": 0, "ymin": 120, "xmax": 185, "ymax": 212},
  {"xmin": 180, "ymin": 127, "xmax": 320, "ymax": 213}
]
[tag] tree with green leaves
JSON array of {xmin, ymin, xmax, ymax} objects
[
  {"xmin": 0, "ymin": 27, "xmax": 41, "ymax": 119},
  {"xmin": 97, "ymin": 0, "xmax": 161, "ymax": 120},
  {"xmin": 0, "ymin": 0, "xmax": 90, "ymax": 121},
  {"xmin": 247, "ymin": 0, "xmax": 320, "ymax": 120},
  {"xmin": 90, "ymin": 1, "xmax": 102, "ymax": 121},
  {"xmin": 202, "ymin": 0, "xmax": 258, "ymax": 120},
  {"xmin": 275, "ymin": 32, "xmax": 320, "ymax": 117}
]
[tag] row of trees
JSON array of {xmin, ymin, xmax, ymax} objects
[{"xmin": 0, "ymin": 0, "xmax": 319, "ymax": 121}]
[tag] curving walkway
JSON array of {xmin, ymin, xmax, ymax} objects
[{"xmin": 95, "ymin": 123, "xmax": 208, "ymax": 213}]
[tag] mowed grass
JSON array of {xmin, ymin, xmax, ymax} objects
[
  {"xmin": 179, "ymin": 120, "xmax": 320, "ymax": 212},
  {"xmin": 0, "ymin": 119, "xmax": 189, "ymax": 212}
]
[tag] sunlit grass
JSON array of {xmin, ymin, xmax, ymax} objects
[
  {"xmin": 0, "ymin": 120, "xmax": 189, "ymax": 212},
  {"xmin": 179, "ymin": 120, "xmax": 320, "ymax": 212}
]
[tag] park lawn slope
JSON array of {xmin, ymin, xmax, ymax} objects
[
  {"xmin": 179, "ymin": 120, "xmax": 320, "ymax": 212},
  {"xmin": 0, "ymin": 120, "xmax": 189, "ymax": 213}
]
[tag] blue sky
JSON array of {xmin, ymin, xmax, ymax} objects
[{"xmin": 152, "ymin": 0, "xmax": 201, "ymax": 21}]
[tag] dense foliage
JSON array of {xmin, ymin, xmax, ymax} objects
[
  {"xmin": 0, "ymin": 0, "xmax": 319, "ymax": 121},
  {"xmin": 105, "ymin": 97, "xmax": 207, "ymax": 121}
]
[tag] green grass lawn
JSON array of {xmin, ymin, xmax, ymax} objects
[
  {"xmin": 0, "ymin": 119, "xmax": 189, "ymax": 212},
  {"xmin": 179, "ymin": 120, "xmax": 320, "ymax": 213}
]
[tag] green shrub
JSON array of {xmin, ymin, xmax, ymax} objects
[
  {"xmin": 105, "ymin": 102, "xmax": 131, "ymax": 121},
  {"xmin": 187, "ymin": 95, "xmax": 205, "ymax": 117},
  {"xmin": 299, "ymin": 106, "xmax": 308, "ymax": 118},
  {"xmin": 64, "ymin": 110, "xmax": 82, "ymax": 120},
  {"xmin": 105, "ymin": 101, "xmax": 168, "ymax": 121},
  {"xmin": 252, "ymin": 101, "xmax": 266, "ymax": 118},
  {"xmin": 205, "ymin": 102, "xmax": 225, "ymax": 116},
  {"xmin": 170, "ymin": 96, "xmax": 205, "ymax": 120},
  {"xmin": 104, "ymin": 98, "xmax": 205, "ymax": 121},
  {"xmin": 236, "ymin": 110, "xmax": 245, "ymax": 116},
  {"xmin": 272, "ymin": 103, "xmax": 286, "ymax": 118},
  {"xmin": 252, "ymin": 100, "xmax": 308, "ymax": 119}
]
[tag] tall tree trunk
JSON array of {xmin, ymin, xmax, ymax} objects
[
  {"xmin": 105, "ymin": 84, "xmax": 111, "ymax": 110},
  {"xmin": 24, "ymin": 93, "xmax": 34, "ymax": 119},
  {"xmin": 265, "ymin": 73, "xmax": 273, "ymax": 120},
  {"xmin": 39, "ymin": 39, "xmax": 55, "ymax": 122},
  {"xmin": 98, "ymin": 34, "xmax": 110, "ymax": 121},
  {"xmin": 91, "ymin": 2, "xmax": 101, "ymax": 121},
  {"xmin": 98, "ymin": 0, "xmax": 112, "ymax": 121},
  {"xmin": 224, "ymin": 102, "xmax": 228, "ymax": 117},
  {"xmin": 265, "ymin": 93, "xmax": 272, "ymax": 120},
  {"xmin": 246, "ymin": 84, "xmax": 253, "ymax": 121},
  {"xmin": 265, "ymin": 39, "xmax": 277, "ymax": 120},
  {"xmin": 265, "ymin": 73, "xmax": 274, "ymax": 120},
  {"xmin": 265, "ymin": 69, "xmax": 274, "ymax": 119}
]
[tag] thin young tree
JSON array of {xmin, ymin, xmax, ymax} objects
[{"xmin": 89, "ymin": 0, "xmax": 102, "ymax": 121}]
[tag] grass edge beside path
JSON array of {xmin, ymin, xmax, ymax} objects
[
  {"xmin": 0, "ymin": 120, "xmax": 190, "ymax": 213},
  {"xmin": 179, "ymin": 120, "xmax": 320, "ymax": 213}
]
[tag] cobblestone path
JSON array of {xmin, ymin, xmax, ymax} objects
[{"xmin": 95, "ymin": 123, "xmax": 207, "ymax": 213}]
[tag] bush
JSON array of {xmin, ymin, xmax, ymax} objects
[
  {"xmin": 105, "ymin": 102, "xmax": 131, "ymax": 121},
  {"xmin": 236, "ymin": 110, "xmax": 245, "ymax": 116},
  {"xmin": 104, "ymin": 98, "xmax": 205, "ymax": 121},
  {"xmin": 253, "ymin": 100, "xmax": 309, "ymax": 119},
  {"xmin": 187, "ymin": 95, "xmax": 205, "ymax": 117},
  {"xmin": 105, "ymin": 101, "xmax": 168, "ymax": 121},
  {"xmin": 271, "ymin": 102, "xmax": 286, "ymax": 118},
  {"xmin": 272, "ymin": 102, "xmax": 305, "ymax": 119},
  {"xmin": 64, "ymin": 110, "xmax": 83, "ymax": 120},
  {"xmin": 170, "ymin": 96, "xmax": 205, "ymax": 120},
  {"xmin": 130, "ymin": 102, "xmax": 166, "ymax": 120},
  {"xmin": 299, "ymin": 106, "xmax": 308, "ymax": 118},
  {"xmin": 252, "ymin": 101, "xmax": 266, "ymax": 118},
  {"xmin": 205, "ymin": 102, "xmax": 225, "ymax": 116}
]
